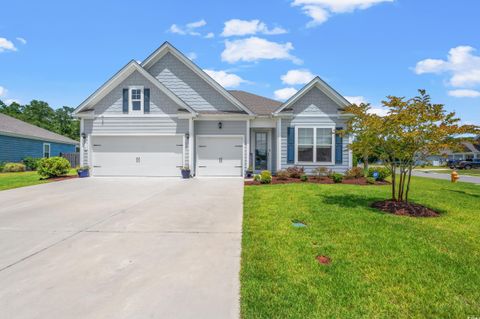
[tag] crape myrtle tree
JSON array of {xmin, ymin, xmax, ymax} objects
[{"xmin": 344, "ymin": 90, "xmax": 479, "ymax": 203}]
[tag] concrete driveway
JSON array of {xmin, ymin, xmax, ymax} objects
[{"xmin": 0, "ymin": 177, "xmax": 243, "ymax": 319}]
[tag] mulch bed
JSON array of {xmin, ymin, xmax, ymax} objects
[
  {"xmin": 46, "ymin": 175, "xmax": 78, "ymax": 182},
  {"xmin": 371, "ymin": 200, "xmax": 440, "ymax": 217},
  {"xmin": 245, "ymin": 176, "xmax": 388, "ymax": 186}
]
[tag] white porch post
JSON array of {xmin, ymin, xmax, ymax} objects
[
  {"xmin": 79, "ymin": 118, "xmax": 84, "ymax": 166},
  {"xmin": 189, "ymin": 118, "xmax": 194, "ymax": 175},
  {"xmin": 246, "ymin": 119, "xmax": 250, "ymax": 172},
  {"xmin": 276, "ymin": 118, "xmax": 282, "ymax": 171}
]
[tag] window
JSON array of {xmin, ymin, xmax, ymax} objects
[
  {"xmin": 296, "ymin": 127, "xmax": 334, "ymax": 163},
  {"xmin": 129, "ymin": 87, "xmax": 143, "ymax": 112},
  {"xmin": 43, "ymin": 143, "xmax": 51, "ymax": 158}
]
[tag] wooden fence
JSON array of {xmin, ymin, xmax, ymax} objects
[{"xmin": 61, "ymin": 152, "xmax": 80, "ymax": 168}]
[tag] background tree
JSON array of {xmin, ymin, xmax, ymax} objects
[
  {"xmin": 0, "ymin": 99, "xmax": 79, "ymax": 141},
  {"xmin": 345, "ymin": 90, "xmax": 479, "ymax": 203}
]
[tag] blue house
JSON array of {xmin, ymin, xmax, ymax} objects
[{"xmin": 0, "ymin": 113, "xmax": 78, "ymax": 163}]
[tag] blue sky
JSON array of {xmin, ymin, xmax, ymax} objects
[{"xmin": 0, "ymin": 0, "xmax": 479, "ymax": 124}]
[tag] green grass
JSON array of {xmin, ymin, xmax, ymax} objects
[
  {"xmin": 0, "ymin": 169, "xmax": 77, "ymax": 191},
  {"xmin": 241, "ymin": 177, "xmax": 480, "ymax": 318}
]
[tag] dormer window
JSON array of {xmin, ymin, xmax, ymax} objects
[{"xmin": 129, "ymin": 86, "xmax": 144, "ymax": 113}]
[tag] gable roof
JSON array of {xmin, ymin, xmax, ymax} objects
[
  {"xmin": 141, "ymin": 42, "xmax": 253, "ymax": 116},
  {"xmin": 0, "ymin": 113, "xmax": 78, "ymax": 145},
  {"xmin": 74, "ymin": 60, "xmax": 197, "ymax": 116},
  {"xmin": 228, "ymin": 90, "xmax": 282, "ymax": 115},
  {"xmin": 274, "ymin": 76, "xmax": 351, "ymax": 115}
]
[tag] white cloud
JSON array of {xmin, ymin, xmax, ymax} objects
[
  {"xmin": 0, "ymin": 37, "xmax": 17, "ymax": 52},
  {"xmin": 281, "ymin": 69, "xmax": 315, "ymax": 85},
  {"xmin": 448, "ymin": 89, "xmax": 480, "ymax": 98},
  {"xmin": 274, "ymin": 87, "xmax": 298, "ymax": 100},
  {"xmin": 16, "ymin": 37, "xmax": 27, "ymax": 45},
  {"xmin": 186, "ymin": 52, "xmax": 197, "ymax": 60},
  {"xmin": 221, "ymin": 19, "xmax": 287, "ymax": 37},
  {"xmin": 414, "ymin": 46, "xmax": 480, "ymax": 87},
  {"xmin": 292, "ymin": 0, "xmax": 393, "ymax": 27},
  {"xmin": 0, "ymin": 86, "xmax": 6, "ymax": 97},
  {"xmin": 204, "ymin": 69, "xmax": 246, "ymax": 88},
  {"xmin": 205, "ymin": 32, "xmax": 215, "ymax": 39},
  {"xmin": 221, "ymin": 37, "xmax": 301, "ymax": 64},
  {"xmin": 345, "ymin": 95, "xmax": 368, "ymax": 105},
  {"xmin": 168, "ymin": 19, "xmax": 211, "ymax": 37},
  {"xmin": 368, "ymin": 107, "xmax": 389, "ymax": 117}
]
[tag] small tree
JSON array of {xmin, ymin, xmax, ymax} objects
[{"xmin": 345, "ymin": 90, "xmax": 479, "ymax": 203}]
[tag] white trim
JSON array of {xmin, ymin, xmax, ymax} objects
[
  {"xmin": 189, "ymin": 118, "xmax": 194, "ymax": 171},
  {"xmin": 196, "ymin": 114, "xmax": 254, "ymax": 120},
  {"xmin": 94, "ymin": 114, "xmax": 182, "ymax": 118},
  {"xmin": 80, "ymin": 118, "xmax": 84, "ymax": 165},
  {"xmin": 274, "ymin": 77, "xmax": 351, "ymax": 115},
  {"xmin": 246, "ymin": 119, "xmax": 250, "ymax": 170},
  {"xmin": 195, "ymin": 134, "xmax": 245, "ymax": 177},
  {"xmin": 182, "ymin": 135, "xmax": 186, "ymax": 168},
  {"xmin": 294, "ymin": 125, "xmax": 335, "ymax": 165},
  {"xmin": 90, "ymin": 133, "xmax": 185, "ymax": 137},
  {"xmin": 278, "ymin": 114, "xmax": 354, "ymax": 118},
  {"xmin": 74, "ymin": 61, "xmax": 197, "ymax": 116},
  {"xmin": 141, "ymin": 42, "xmax": 253, "ymax": 116},
  {"xmin": 43, "ymin": 143, "xmax": 51, "ymax": 158},
  {"xmin": 276, "ymin": 118, "xmax": 282, "ymax": 171}
]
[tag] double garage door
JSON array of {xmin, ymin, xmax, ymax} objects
[{"xmin": 90, "ymin": 135, "xmax": 243, "ymax": 177}]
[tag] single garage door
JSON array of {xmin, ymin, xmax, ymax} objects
[
  {"xmin": 91, "ymin": 135, "xmax": 183, "ymax": 177},
  {"xmin": 196, "ymin": 136, "xmax": 243, "ymax": 176}
]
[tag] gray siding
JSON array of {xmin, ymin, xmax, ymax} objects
[
  {"xmin": 83, "ymin": 117, "xmax": 190, "ymax": 167},
  {"xmin": 94, "ymin": 70, "xmax": 181, "ymax": 116},
  {"xmin": 148, "ymin": 52, "xmax": 240, "ymax": 113},
  {"xmin": 194, "ymin": 120, "xmax": 247, "ymax": 174},
  {"xmin": 290, "ymin": 87, "xmax": 341, "ymax": 115},
  {"xmin": 280, "ymin": 117, "xmax": 350, "ymax": 173}
]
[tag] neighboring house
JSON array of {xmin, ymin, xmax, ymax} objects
[
  {"xmin": 73, "ymin": 42, "xmax": 353, "ymax": 177},
  {"xmin": 0, "ymin": 113, "xmax": 78, "ymax": 163},
  {"xmin": 420, "ymin": 140, "xmax": 480, "ymax": 166}
]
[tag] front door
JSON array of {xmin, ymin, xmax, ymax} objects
[{"xmin": 255, "ymin": 132, "xmax": 268, "ymax": 171}]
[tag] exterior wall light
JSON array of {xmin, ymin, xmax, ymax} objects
[{"xmin": 218, "ymin": 121, "xmax": 223, "ymax": 129}]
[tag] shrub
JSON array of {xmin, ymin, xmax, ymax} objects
[
  {"xmin": 332, "ymin": 172, "xmax": 343, "ymax": 183},
  {"xmin": 276, "ymin": 170, "xmax": 289, "ymax": 180},
  {"xmin": 0, "ymin": 162, "xmax": 5, "ymax": 172},
  {"xmin": 253, "ymin": 174, "xmax": 261, "ymax": 182},
  {"xmin": 22, "ymin": 157, "xmax": 41, "ymax": 171},
  {"xmin": 286, "ymin": 166, "xmax": 304, "ymax": 179},
  {"xmin": 260, "ymin": 170, "xmax": 272, "ymax": 184},
  {"xmin": 3, "ymin": 162, "xmax": 26, "ymax": 172},
  {"xmin": 344, "ymin": 167, "xmax": 365, "ymax": 179},
  {"xmin": 312, "ymin": 166, "xmax": 332, "ymax": 178},
  {"xmin": 367, "ymin": 167, "xmax": 391, "ymax": 181},
  {"xmin": 366, "ymin": 177, "xmax": 376, "ymax": 184},
  {"xmin": 300, "ymin": 174, "xmax": 308, "ymax": 182},
  {"xmin": 37, "ymin": 157, "xmax": 71, "ymax": 178}
]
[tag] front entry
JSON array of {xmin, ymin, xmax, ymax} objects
[{"xmin": 254, "ymin": 131, "xmax": 269, "ymax": 171}]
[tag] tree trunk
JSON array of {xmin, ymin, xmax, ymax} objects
[
  {"xmin": 398, "ymin": 167, "xmax": 404, "ymax": 201},
  {"xmin": 405, "ymin": 164, "xmax": 413, "ymax": 203},
  {"xmin": 363, "ymin": 155, "xmax": 369, "ymax": 171},
  {"xmin": 391, "ymin": 163, "xmax": 396, "ymax": 201}
]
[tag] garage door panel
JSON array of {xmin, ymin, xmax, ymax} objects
[
  {"xmin": 196, "ymin": 136, "xmax": 243, "ymax": 177},
  {"xmin": 92, "ymin": 136, "xmax": 183, "ymax": 177}
]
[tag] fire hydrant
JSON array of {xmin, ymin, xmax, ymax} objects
[{"xmin": 451, "ymin": 170, "xmax": 459, "ymax": 183}]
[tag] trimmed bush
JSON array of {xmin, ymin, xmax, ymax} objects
[
  {"xmin": 344, "ymin": 167, "xmax": 365, "ymax": 179},
  {"xmin": 0, "ymin": 162, "xmax": 5, "ymax": 172},
  {"xmin": 276, "ymin": 170, "xmax": 289, "ymax": 180},
  {"xmin": 286, "ymin": 166, "xmax": 304, "ymax": 179},
  {"xmin": 37, "ymin": 157, "xmax": 71, "ymax": 178},
  {"xmin": 300, "ymin": 174, "xmax": 308, "ymax": 182},
  {"xmin": 3, "ymin": 163, "xmax": 26, "ymax": 172},
  {"xmin": 366, "ymin": 177, "xmax": 376, "ymax": 184},
  {"xmin": 312, "ymin": 166, "xmax": 332, "ymax": 178},
  {"xmin": 22, "ymin": 157, "xmax": 41, "ymax": 171},
  {"xmin": 367, "ymin": 167, "xmax": 391, "ymax": 181},
  {"xmin": 260, "ymin": 170, "xmax": 272, "ymax": 184},
  {"xmin": 253, "ymin": 174, "xmax": 261, "ymax": 182},
  {"xmin": 332, "ymin": 172, "xmax": 343, "ymax": 183}
]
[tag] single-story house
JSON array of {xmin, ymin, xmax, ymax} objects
[
  {"xmin": 73, "ymin": 42, "xmax": 353, "ymax": 177},
  {"xmin": 420, "ymin": 139, "xmax": 480, "ymax": 166},
  {"xmin": 0, "ymin": 113, "xmax": 78, "ymax": 163}
]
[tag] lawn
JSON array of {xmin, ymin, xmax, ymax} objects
[
  {"xmin": 0, "ymin": 169, "xmax": 77, "ymax": 191},
  {"xmin": 241, "ymin": 177, "xmax": 480, "ymax": 318}
]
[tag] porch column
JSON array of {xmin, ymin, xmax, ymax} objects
[
  {"xmin": 79, "ymin": 118, "xmax": 84, "ymax": 166},
  {"xmin": 189, "ymin": 118, "xmax": 194, "ymax": 175},
  {"xmin": 246, "ymin": 119, "xmax": 250, "ymax": 172},
  {"xmin": 276, "ymin": 118, "xmax": 282, "ymax": 171}
]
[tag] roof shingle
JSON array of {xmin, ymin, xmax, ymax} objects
[{"xmin": 228, "ymin": 90, "xmax": 282, "ymax": 115}]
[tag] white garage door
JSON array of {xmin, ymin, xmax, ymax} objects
[
  {"xmin": 91, "ymin": 136, "xmax": 184, "ymax": 177},
  {"xmin": 196, "ymin": 136, "xmax": 243, "ymax": 177}
]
